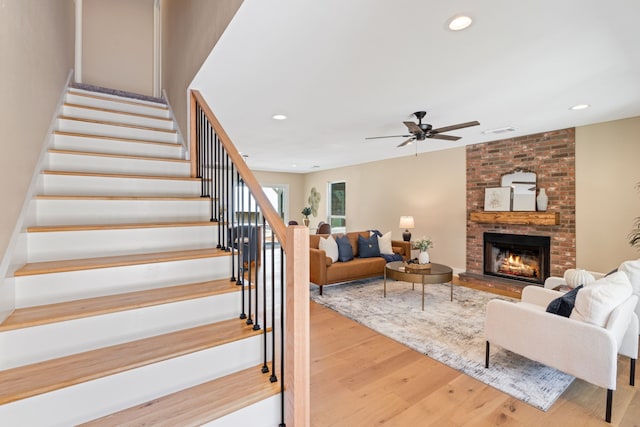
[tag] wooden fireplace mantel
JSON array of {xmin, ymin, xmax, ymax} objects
[{"xmin": 469, "ymin": 211, "xmax": 560, "ymax": 226}]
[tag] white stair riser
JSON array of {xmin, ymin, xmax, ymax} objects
[
  {"xmin": 66, "ymin": 91, "xmax": 170, "ymax": 118},
  {"xmin": 57, "ymin": 118, "xmax": 178, "ymax": 143},
  {"xmin": 52, "ymin": 133, "xmax": 182, "ymax": 158},
  {"xmin": 26, "ymin": 225, "xmax": 218, "ymax": 262},
  {"xmin": 47, "ymin": 151, "xmax": 191, "ymax": 176},
  {"xmin": 33, "ymin": 198, "xmax": 210, "ymax": 226},
  {"xmin": 204, "ymin": 395, "xmax": 281, "ymax": 427},
  {"xmin": 62, "ymin": 105, "xmax": 175, "ymax": 130},
  {"xmin": 39, "ymin": 174, "xmax": 201, "ymax": 197},
  {"xmin": 15, "ymin": 256, "xmax": 231, "ymax": 307},
  {"xmin": 0, "ymin": 335, "xmax": 270, "ymax": 426},
  {"xmin": 0, "ymin": 291, "xmax": 248, "ymax": 369}
]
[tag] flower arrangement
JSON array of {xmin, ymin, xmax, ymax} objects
[
  {"xmin": 413, "ymin": 237, "xmax": 433, "ymax": 252},
  {"xmin": 301, "ymin": 207, "xmax": 312, "ymax": 218}
]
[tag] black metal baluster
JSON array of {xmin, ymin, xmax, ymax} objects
[
  {"xmin": 229, "ymin": 163, "xmax": 236, "ymax": 282},
  {"xmin": 261, "ymin": 217, "xmax": 268, "ymax": 370},
  {"xmin": 269, "ymin": 228, "xmax": 278, "ymax": 382},
  {"xmin": 279, "ymin": 246, "xmax": 285, "ymax": 427},
  {"xmin": 246, "ymin": 193, "xmax": 253, "ymax": 326},
  {"xmin": 236, "ymin": 174, "xmax": 243, "ymax": 286},
  {"xmin": 252, "ymin": 194, "xmax": 260, "ymax": 331}
]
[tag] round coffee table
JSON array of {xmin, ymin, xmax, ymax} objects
[{"xmin": 384, "ymin": 261, "xmax": 454, "ymax": 311}]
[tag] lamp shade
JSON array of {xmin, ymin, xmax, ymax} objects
[{"xmin": 399, "ymin": 216, "xmax": 415, "ymax": 229}]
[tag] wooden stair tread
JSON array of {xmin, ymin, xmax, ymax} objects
[
  {"xmin": 14, "ymin": 248, "xmax": 226, "ymax": 277},
  {"xmin": 54, "ymin": 131, "xmax": 180, "ymax": 147},
  {"xmin": 35, "ymin": 195, "xmax": 208, "ymax": 201},
  {"xmin": 67, "ymin": 89, "xmax": 169, "ymax": 110},
  {"xmin": 0, "ymin": 319, "xmax": 262, "ymax": 405},
  {"xmin": 48, "ymin": 148, "xmax": 189, "ymax": 163},
  {"xmin": 58, "ymin": 115, "xmax": 177, "ymax": 134},
  {"xmin": 63, "ymin": 103, "xmax": 173, "ymax": 122},
  {"xmin": 0, "ymin": 279, "xmax": 239, "ymax": 331},
  {"xmin": 42, "ymin": 170, "xmax": 199, "ymax": 181},
  {"xmin": 80, "ymin": 365, "xmax": 280, "ymax": 426},
  {"xmin": 27, "ymin": 221, "xmax": 216, "ymax": 233}
]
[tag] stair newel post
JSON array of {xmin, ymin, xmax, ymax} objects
[{"xmin": 229, "ymin": 163, "xmax": 236, "ymax": 282}]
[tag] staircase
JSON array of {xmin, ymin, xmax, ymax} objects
[{"xmin": 0, "ymin": 87, "xmax": 281, "ymax": 426}]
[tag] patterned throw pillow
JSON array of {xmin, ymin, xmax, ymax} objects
[{"xmin": 358, "ymin": 234, "xmax": 380, "ymax": 258}]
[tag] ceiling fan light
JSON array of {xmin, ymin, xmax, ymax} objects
[{"xmin": 448, "ymin": 15, "xmax": 473, "ymax": 31}]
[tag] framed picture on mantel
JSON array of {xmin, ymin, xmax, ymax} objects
[{"xmin": 484, "ymin": 187, "xmax": 511, "ymax": 211}]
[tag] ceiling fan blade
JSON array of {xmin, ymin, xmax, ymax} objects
[
  {"xmin": 428, "ymin": 133, "xmax": 461, "ymax": 141},
  {"xmin": 430, "ymin": 121, "xmax": 480, "ymax": 134},
  {"xmin": 403, "ymin": 121, "xmax": 423, "ymax": 134},
  {"xmin": 365, "ymin": 134, "xmax": 412, "ymax": 140},
  {"xmin": 397, "ymin": 137, "xmax": 416, "ymax": 147}
]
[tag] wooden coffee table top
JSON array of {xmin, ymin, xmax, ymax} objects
[{"xmin": 385, "ymin": 261, "xmax": 453, "ymax": 284}]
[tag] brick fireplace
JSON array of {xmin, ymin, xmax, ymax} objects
[{"xmin": 465, "ymin": 128, "xmax": 576, "ymax": 283}]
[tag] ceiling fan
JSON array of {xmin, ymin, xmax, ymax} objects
[{"xmin": 366, "ymin": 111, "xmax": 480, "ymax": 147}]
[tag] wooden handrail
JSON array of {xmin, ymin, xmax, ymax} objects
[{"xmin": 190, "ymin": 90, "xmax": 287, "ymax": 253}]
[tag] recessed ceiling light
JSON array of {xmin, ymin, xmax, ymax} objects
[
  {"xmin": 569, "ymin": 104, "xmax": 590, "ymax": 111},
  {"xmin": 291, "ymin": 164, "xmax": 297, "ymax": 168},
  {"xmin": 448, "ymin": 15, "xmax": 473, "ymax": 31},
  {"xmin": 272, "ymin": 114, "xmax": 287, "ymax": 120}
]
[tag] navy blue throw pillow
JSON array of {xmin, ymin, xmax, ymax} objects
[
  {"xmin": 546, "ymin": 285, "xmax": 583, "ymax": 317},
  {"xmin": 336, "ymin": 235, "xmax": 354, "ymax": 262},
  {"xmin": 358, "ymin": 234, "xmax": 380, "ymax": 258}
]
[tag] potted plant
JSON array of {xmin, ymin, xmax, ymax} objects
[
  {"xmin": 301, "ymin": 206, "xmax": 312, "ymax": 226},
  {"xmin": 413, "ymin": 237, "xmax": 434, "ymax": 264}
]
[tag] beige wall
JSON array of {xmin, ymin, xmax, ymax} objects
[
  {"xmin": 82, "ymin": 0, "xmax": 154, "ymax": 95},
  {"xmin": 576, "ymin": 116, "xmax": 640, "ymax": 271},
  {"xmin": 301, "ymin": 148, "xmax": 468, "ymax": 272},
  {"xmin": 0, "ymin": 0, "xmax": 75, "ymax": 261},
  {"xmin": 162, "ymin": 0, "xmax": 243, "ymax": 136}
]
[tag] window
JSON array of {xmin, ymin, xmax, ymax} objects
[{"xmin": 329, "ymin": 181, "xmax": 346, "ymax": 232}]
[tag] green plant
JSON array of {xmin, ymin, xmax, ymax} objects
[
  {"xmin": 301, "ymin": 206, "xmax": 312, "ymax": 218},
  {"xmin": 413, "ymin": 237, "xmax": 433, "ymax": 251},
  {"xmin": 630, "ymin": 182, "xmax": 640, "ymax": 250}
]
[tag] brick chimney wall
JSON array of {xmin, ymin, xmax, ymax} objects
[{"xmin": 466, "ymin": 128, "xmax": 576, "ymax": 278}]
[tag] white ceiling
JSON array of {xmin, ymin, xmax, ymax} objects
[{"xmin": 191, "ymin": 0, "xmax": 640, "ymax": 173}]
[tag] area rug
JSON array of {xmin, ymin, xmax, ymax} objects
[{"xmin": 310, "ymin": 279, "xmax": 575, "ymax": 411}]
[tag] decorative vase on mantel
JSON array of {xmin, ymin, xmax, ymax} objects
[
  {"xmin": 418, "ymin": 250, "xmax": 430, "ymax": 265},
  {"xmin": 537, "ymin": 188, "xmax": 548, "ymax": 211},
  {"xmin": 303, "ymin": 217, "xmax": 310, "ymax": 227}
]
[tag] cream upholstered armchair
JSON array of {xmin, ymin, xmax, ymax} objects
[{"xmin": 485, "ymin": 273, "xmax": 638, "ymax": 423}]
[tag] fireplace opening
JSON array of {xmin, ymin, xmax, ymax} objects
[{"xmin": 483, "ymin": 232, "xmax": 550, "ymax": 285}]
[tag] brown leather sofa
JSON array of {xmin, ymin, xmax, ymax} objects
[{"xmin": 309, "ymin": 231, "xmax": 411, "ymax": 295}]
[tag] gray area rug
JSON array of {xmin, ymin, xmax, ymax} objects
[{"xmin": 310, "ymin": 278, "xmax": 574, "ymax": 411}]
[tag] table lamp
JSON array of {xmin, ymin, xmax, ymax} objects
[{"xmin": 399, "ymin": 216, "xmax": 414, "ymax": 242}]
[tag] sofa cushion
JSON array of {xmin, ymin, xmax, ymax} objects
[
  {"xmin": 563, "ymin": 268, "xmax": 595, "ymax": 289},
  {"xmin": 618, "ymin": 258, "xmax": 640, "ymax": 294},
  {"xmin": 358, "ymin": 234, "xmax": 380, "ymax": 258},
  {"xmin": 336, "ymin": 235, "xmax": 354, "ymax": 262},
  {"xmin": 570, "ymin": 271, "xmax": 633, "ymax": 327},
  {"xmin": 319, "ymin": 235, "xmax": 339, "ymax": 263},
  {"xmin": 546, "ymin": 285, "xmax": 583, "ymax": 317}
]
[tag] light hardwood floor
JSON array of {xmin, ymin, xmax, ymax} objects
[{"xmin": 309, "ymin": 282, "xmax": 640, "ymax": 426}]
